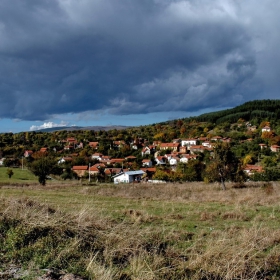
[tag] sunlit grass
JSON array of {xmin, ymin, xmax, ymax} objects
[
  {"xmin": 1, "ymin": 181, "xmax": 280, "ymax": 279},
  {"xmin": 1, "ymin": 182, "xmax": 280, "ymax": 231},
  {"xmin": 0, "ymin": 166, "xmax": 37, "ymax": 183}
]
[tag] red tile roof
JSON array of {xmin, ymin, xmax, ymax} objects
[
  {"xmin": 141, "ymin": 168, "xmax": 156, "ymax": 173},
  {"xmin": 67, "ymin": 137, "xmax": 77, "ymax": 142},
  {"xmin": 160, "ymin": 143, "xmax": 180, "ymax": 148},
  {"xmin": 89, "ymin": 166, "xmax": 100, "ymax": 172},
  {"xmin": 72, "ymin": 166, "xmax": 88, "ymax": 170},
  {"xmin": 244, "ymin": 165, "xmax": 263, "ymax": 173},
  {"xmin": 89, "ymin": 142, "xmax": 99, "ymax": 148},
  {"xmin": 110, "ymin": 158, "xmax": 125, "ymax": 163}
]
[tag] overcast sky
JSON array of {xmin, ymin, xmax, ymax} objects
[{"xmin": 0, "ymin": 0, "xmax": 279, "ymax": 132}]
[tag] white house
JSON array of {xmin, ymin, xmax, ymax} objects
[
  {"xmin": 113, "ymin": 170, "xmax": 145, "ymax": 184},
  {"xmin": 271, "ymin": 145, "xmax": 280, "ymax": 152},
  {"xmin": 202, "ymin": 141, "xmax": 212, "ymax": 148},
  {"xmin": 142, "ymin": 159, "xmax": 153, "ymax": 167},
  {"xmin": 164, "ymin": 154, "xmax": 173, "ymax": 161},
  {"xmin": 141, "ymin": 146, "xmax": 151, "ymax": 156},
  {"xmin": 58, "ymin": 158, "xmax": 66, "ymax": 164},
  {"xmin": 179, "ymin": 154, "xmax": 197, "ymax": 163},
  {"xmin": 262, "ymin": 126, "xmax": 271, "ymax": 132},
  {"xmin": 57, "ymin": 157, "xmax": 72, "ymax": 164},
  {"xmin": 181, "ymin": 138, "xmax": 197, "ymax": 147},
  {"xmin": 159, "ymin": 143, "xmax": 180, "ymax": 152},
  {"xmin": 91, "ymin": 153, "xmax": 103, "ymax": 161},
  {"xmin": 169, "ymin": 157, "xmax": 178, "ymax": 166},
  {"xmin": 180, "ymin": 156, "xmax": 188, "ymax": 164},
  {"xmin": 155, "ymin": 156, "xmax": 167, "ymax": 165}
]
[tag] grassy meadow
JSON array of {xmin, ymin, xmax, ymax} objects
[
  {"xmin": 0, "ymin": 166, "xmax": 38, "ymax": 184},
  {"xmin": 1, "ymin": 180, "xmax": 280, "ymax": 279}
]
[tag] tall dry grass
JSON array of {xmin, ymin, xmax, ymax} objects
[
  {"xmin": 187, "ymin": 225, "xmax": 280, "ymax": 280},
  {"xmin": 78, "ymin": 181, "xmax": 280, "ymax": 207},
  {"xmin": 1, "ymin": 181, "xmax": 280, "ymax": 279}
]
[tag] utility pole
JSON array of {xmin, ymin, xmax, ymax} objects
[
  {"xmin": 89, "ymin": 163, "xmax": 91, "ymax": 182},
  {"xmin": 22, "ymin": 156, "xmax": 23, "ymax": 170}
]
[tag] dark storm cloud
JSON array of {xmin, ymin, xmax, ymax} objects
[{"xmin": 0, "ymin": 0, "xmax": 277, "ymax": 121}]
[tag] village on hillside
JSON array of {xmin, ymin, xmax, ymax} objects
[{"xmin": 0, "ymin": 115, "xmax": 280, "ymax": 184}]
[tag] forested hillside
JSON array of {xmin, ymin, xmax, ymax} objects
[{"xmin": 191, "ymin": 99, "xmax": 280, "ymax": 125}]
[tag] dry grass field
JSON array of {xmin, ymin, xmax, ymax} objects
[{"xmin": 1, "ymin": 181, "xmax": 280, "ymax": 279}]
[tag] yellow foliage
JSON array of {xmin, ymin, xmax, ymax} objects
[
  {"xmin": 153, "ymin": 133, "xmax": 164, "ymax": 140},
  {"xmin": 243, "ymin": 155, "xmax": 252, "ymax": 165}
]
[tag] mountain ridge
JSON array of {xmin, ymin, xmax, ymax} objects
[{"xmin": 34, "ymin": 125, "xmax": 131, "ymax": 133}]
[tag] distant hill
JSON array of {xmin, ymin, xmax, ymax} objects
[
  {"xmin": 186, "ymin": 99, "xmax": 280, "ymax": 124},
  {"xmin": 35, "ymin": 126, "xmax": 83, "ymax": 132},
  {"xmin": 35, "ymin": 125, "xmax": 130, "ymax": 133}
]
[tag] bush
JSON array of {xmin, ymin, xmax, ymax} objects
[
  {"xmin": 6, "ymin": 168, "xmax": 14, "ymax": 179},
  {"xmin": 251, "ymin": 168, "xmax": 280, "ymax": 181}
]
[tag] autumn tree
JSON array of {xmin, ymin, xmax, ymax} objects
[
  {"xmin": 153, "ymin": 169, "xmax": 169, "ymax": 181},
  {"xmin": 259, "ymin": 121, "xmax": 270, "ymax": 129},
  {"xmin": 242, "ymin": 154, "xmax": 253, "ymax": 166},
  {"xmin": 261, "ymin": 131, "xmax": 275, "ymax": 142},
  {"xmin": 204, "ymin": 142, "xmax": 244, "ymax": 190}
]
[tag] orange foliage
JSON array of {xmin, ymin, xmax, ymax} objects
[
  {"xmin": 259, "ymin": 121, "xmax": 270, "ymax": 128},
  {"xmin": 261, "ymin": 131, "xmax": 274, "ymax": 139},
  {"xmin": 32, "ymin": 151, "xmax": 48, "ymax": 159}
]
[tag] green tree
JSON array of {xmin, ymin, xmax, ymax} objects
[
  {"xmin": 30, "ymin": 156, "xmax": 56, "ymax": 185},
  {"xmin": 72, "ymin": 156, "xmax": 88, "ymax": 166},
  {"xmin": 262, "ymin": 156, "xmax": 278, "ymax": 167},
  {"xmin": 204, "ymin": 142, "xmax": 243, "ymax": 190},
  {"xmin": 61, "ymin": 167, "xmax": 78, "ymax": 180},
  {"xmin": 183, "ymin": 160, "xmax": 205, "ymax": 181},
  {"xmin": 251, "ymin": 167, "xmax": 280, "ymax": 181},
  {"xmin": 153, "ymin": 169, "xmax": 169, "ymax": 181},
  {"xmin": 3, "ymin": 158, "xmax": 20, "ymax": 167}
]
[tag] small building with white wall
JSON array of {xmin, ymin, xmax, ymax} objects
[
  {"xmin": 113, "ymin": 170, "xmax": 145, "ymax": 184},
  {"xmin": 181, "ymin": 138, "xmax": 197, "ymax": 148}
]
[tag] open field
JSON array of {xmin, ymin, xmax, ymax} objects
[
  {"xmin": 1, "ymin": 181, "xmax": 280, "ymax": 279},
  {"xmin": 0, "ymin": 166, "xmax": 38, "ymax": 184}
]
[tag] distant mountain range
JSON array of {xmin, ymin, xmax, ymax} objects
[{"xmin": 35, "ymin": 125, "xmax": 130, "ymax": 133}]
